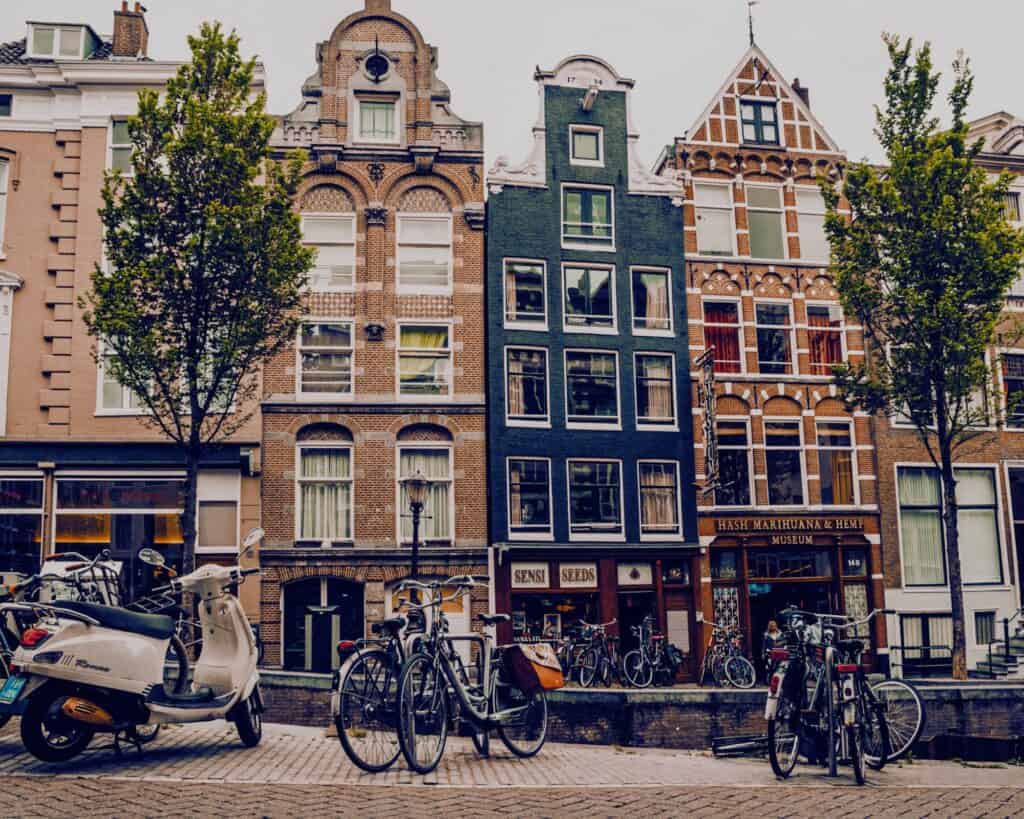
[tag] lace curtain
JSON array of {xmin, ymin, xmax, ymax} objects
[
  {"xmin": 299, "ymin": 449, "xmax": 351, "ymax": 541},
  {"xmin": 400, "ymin": 449, "xmax": 451, "ymax": 541},
  {"xmin": 640, "ymin": 463, "xmax": 677, "ymax": 531}
]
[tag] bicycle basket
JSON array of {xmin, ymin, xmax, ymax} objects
[{"xmin": 504, "ymin": 642, "xmax": 564, "ymax": 692}]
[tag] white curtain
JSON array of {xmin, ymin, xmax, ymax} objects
[
  {"xmin": 640, "ymin": 463, "xmax": 677, "ymax": 532},
  {"xmin": 898, "ymin": 468, "xmax": 945, "ymax": 585},
  {"xmin": 956, "ymin": 470, "xmax": 1002, "ymax": 583},
  {"xmin": 400, "ymin": 449, "xmax": 451, "ymax": 541},
  {"xmin": 299, "ymin": 449, "xmax": 351, "ymax": 541},
  {"xmin": 901, "ymin": 616, "xmax": 923, "ymax": 659}
]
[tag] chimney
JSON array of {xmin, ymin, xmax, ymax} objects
[
  {"xmin": 792, "ymin": 77, "xmax": 810, "ymax": 109},
  {"xmin": 112, "ymin": 1, "xmax": 149, "ymax": 58},
  {"xmin": 366, "ymin": 0, "xmax": 392, "ymax": 11}
]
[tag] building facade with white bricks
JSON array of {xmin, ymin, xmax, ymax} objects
[{"xmin": 259, "ymin": 0, "xmax": 488, "ymax": 672}]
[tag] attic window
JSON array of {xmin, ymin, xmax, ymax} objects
[
  {"xmin": 0, "ymin": 95, "xmax": 11, "ymax": 118},
  {"xmin": 28, "ymin": 24, "xmax": 87, "ymax": 59},
  {"xmin": 740, "ymin": 100, "xmax": 779, "ymax": 145}
]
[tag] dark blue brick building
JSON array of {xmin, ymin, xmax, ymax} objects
[{"xmin": 486, "ymin": 56, "xmax": 699, "ymax": 668}]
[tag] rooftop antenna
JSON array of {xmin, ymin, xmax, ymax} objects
[{"xmin": 747, "ymin": 0, "xmax": 759, "ymax": 46}]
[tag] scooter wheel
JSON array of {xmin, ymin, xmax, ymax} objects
[
  {"xmin": 21, "ymin": 688, "xmax": 95, "ymax": 762},
  {"xmin": 234, "ymin": 691, "xmax": 262, "ymax": 748}
]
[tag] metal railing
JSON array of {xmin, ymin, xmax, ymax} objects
[
  {"xmin": 984, "ymin": 607, "xmax": 1024, "ymax": 678},
  {"xmin": 887, "ymin": 643, "xmax": 953, "ymax": 678}
]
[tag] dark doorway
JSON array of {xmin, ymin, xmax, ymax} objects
[
  {"xmin": 283, "ymin": 577, "xmax": 364, "ymax": 673},
  {"xmin": 747, "ymin": 581, "xmax": 833, "ymax": 668},
  {"xmin": 617, "ymin": 590, "xmax": 657, "ymax": 653}
]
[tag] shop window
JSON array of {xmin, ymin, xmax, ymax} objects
[
  {"xmin": 568, "ymin": 460, "xmax": 622, "ymax": 537},
  {"xmin": 504, "ymin": 260, "xmax": 546, "ymax": 327},
  {"xmin": 1001, "ymin": 353, "xmax": 1024, "ymax": 427},
  {"xmin": 755, "ymin": 302, "xmax": 794, "ymax": 374},
  {"xmin": 632, "ymin": 268, "xmax": 672, "ymax": 333},
  {"xmin": 635, "ymin": 353, "xmax": 675, "ymax": 427},
  {"xmin": 511, "ymin": 594, "xmax": 599, "ymax": 642},
  {"xmin": 807, "ymin": 304, "xmax": 844, "ymax": 376},
  {"xmin": 398, "ymin": 447, "xmax": 452, "ymax": 543},
  {"xmin": 694, "ymin": 182, "xmax": 735, "ymax": 257},
  {"xmin": 562, "ymin": 185, "xmax": 613, "ymax": 249},
  {"xmin": 506, "ymin": 348, "xmax": 548, "ymax": 424},
  {"xmin": 796, "ymin": 188, "xmax": 829, "ymax": 261},
  {"xmin": 298, "ymin": 322, "xmax": 353, "ymax": 397},
  {"xmin": 740, "ymin": 100, "xmax": 779, "ymax": 145},
  {"xmin": 565, "ymin": 350, "xmax": 619, "ymax": 425},
  {"xmin": 746, "ymin": 185, "xmax": 785, "ymax": 259},
  {"xmin": 638, "ymin": 461, "xmax": 680, "ymax": 537},
  {"xmin": 507, "ymin": 458, "xmax": 552, "ymax": 538},
  {"xmin": 703, "ymin": 301, "xmax": 743, "ymax": 374},
  {"xmin": 711, "ymin": 550, "xmax": 738, "ymax": 580},
  {"xmin": 749, "ymin": 550, "xmax": 832, "ymax": 579},
  {"xmin": 296, "ymin": 446, "xmax": 352, "ymax": 543},
  {"xmin": 398, "ymin": 325, "xmax": 451, "ymax": 397},
  {"xmin": 817, "ymin": 421, "xmax": 855, "ymax": 506},
  {"xmin": 841, "ymin": 548, "xmax": 868, "ymax": 577},
  {"xmin": 397, "ymin": 215, "xmax": 452, "ymax": 292},
  {"xmin": 570, "ymin": 125, "xmax": 603, "ymax": 166},
  {"xmin": 301, "ymin": 215, "xmax": 355, "ymax": 291},
  {"xmin": 715, "ymin": 420, "xmax": 753, "ymax": 507},
  {"xmin": 198, "ymin": 500, "xmax": 237, "ymax": 551},
  {"xmin": 0, "ymin": 478, "xmax": 44, "ymax": 575},
  {"xmin": 765, "ymin": 421, "xmax": 804, "ymax": 505},
  {"xmin": 564, "ymin": 264, "xmax": 615, "ymax": 329},
  {"xmin": 662, "ymin": 560, "xmax": 691, "ymax": 586}
]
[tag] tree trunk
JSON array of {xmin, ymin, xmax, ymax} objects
[
  {"xmin": 181, "ymin": 446, "xmax": 200, "ymax": 575},
  {"xmin": 939, "ymin": 443, "xmax": 968, "ymax": 680}
]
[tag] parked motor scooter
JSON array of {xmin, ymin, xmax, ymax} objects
[{"xmin": 0, "ymin": 528, "xmax": 265, "ymax": 762}]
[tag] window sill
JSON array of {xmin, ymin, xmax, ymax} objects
[
  {"xmin": 569, "ymin": 532, "xmax": 625, "ymax": 542},
  {"xmin": 504, "ymin": 321, "xmax": 549, "ymax": 332},
  {"xmin": 507, "ymin": 532, "xmax": 555, "ymax": 542},
  {"xmin": 637, "ymin": 422, "xmax": 678, "ymax": 432},
  {"xmin": 640, "ymin": 532, "xmax": 682, "ymax": 542},
  {"xmin": 304, "ymin": 286, "xmax": 356, "ymax": 295},
  {"xmin": 507, "ymin": 419, "xmax": 551, "ymax": 429},
  {"xmin": 295, "ymin": 394, "xmax": 356, "ymax": 403},
  {"xmin": 567, "ymin": 422, "xmax": 622, "ymax": 431},
  {"xmin": 561, "ymin": 241, "xmax": 616, "ymax": 253},
  {"xmin": 353, "ymin": 137, "xmax": 401, "ymax": 147},
  {"xmin": 570, "ymin": 159, "xmax": 605, "ymax": 168},
  {"xmin": 563, "ymin": 324, "xmax": 618, "ymax": 336},
  {"xmin": 397, "ymin": 286, "xmax": 453, "ymax": 297},
  {"xmin": 94, "ymin": 409, "xmax": 147, "ymax": 417},
  {"xmin": 398, "ymin": 394, "xmax": 455, "ymax": 403},
  {"xmin": 633, "ymin": 328, "xmax": 675, "ymax": 338}
]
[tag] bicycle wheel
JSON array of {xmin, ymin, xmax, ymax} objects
[
  {"xmin": 863, "ymin": 700, "xmax": 890, "ymax": 771},
  {"xmin": 767, "ymin": 706, "xmax": 800, "ymax": 778},
  {"xmin": 825, "ymin": 668, "xmax": 838, "ymax": 777},
  {"xmin": 494, "ymin": 667, "xmax": 547, "ymax": 758},
  {"xmin": 849, "ymin": 723, "xmax": 866, "ymax": 785},
  {"xmin": 622, "ymin": 651, "xmax": 653, "ymax": 688},
  {"xmin": 712, "ymin": 654, "xmax": 729, "ymax": 687},
  {"xmin": 397, "ymin": 653, "xmax": 449, "ymax": 775},
  {"xmin": 336, "ymin": 648, "xmax": 401, "ymax": 773},
  {"xmin": 869, "ymin": 679, "xmax": 924, "ymax": 761},
  {"xmin": 578, "ymin": 647, "xmax": 601, "ymax": 688},
  {"xmin": 724, "ymin": 656, "xmax": 756, "ymax": 689}
]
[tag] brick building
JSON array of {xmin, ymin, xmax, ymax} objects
[
  {"xmin": 260, "ymin": 0, "xmax": 487, "ymax": 672},
  {"xmin": 873, "ymin": 111, "xmax": 1024, "ymax": 678},
  {"xmin": 486, "ymin": 55, "xmax": 700, "ymax": 673},
  {"xmin": 657, "ymin": 44, "xmax": 886, "ymax": 671},
  {"xmin": 0, "ymin": 6, "xmax": 262, "ymax": 614}
]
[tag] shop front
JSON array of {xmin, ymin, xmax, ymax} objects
[{"xmin": 701, "ymin": 513, "xmax": 884, "ymax": 674}]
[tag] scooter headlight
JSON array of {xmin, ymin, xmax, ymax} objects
[{"xmin": 34, "ymin": 650, "xmax": 63, "ymax": 665}]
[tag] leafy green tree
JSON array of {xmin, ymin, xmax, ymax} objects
[
  {"xmin": 84, "ymin": 24, "xmax": 313, "ymax": 572},
  {"xmin": 823, "ymin": 35, "xmax": 1024, "ymax": 679}
]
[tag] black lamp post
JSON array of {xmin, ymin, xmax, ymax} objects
[{"xmin": 401, "ymin": 470, "xmax": 430, "ymax": 596}]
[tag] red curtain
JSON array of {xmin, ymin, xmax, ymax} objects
[
  {"xmin": 808, "ymin": 310, "xmax": 842, "ymax": 375},
  {"xmin": 704, "ymin": 303, "xmax": 742, "ymax": 374}
]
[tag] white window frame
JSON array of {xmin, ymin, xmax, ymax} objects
[
  {"xmin": 764, "ymin": 418, "xmax": 807, "ymax": 508},
  {"xmin": 693, "ymin": 180, "xmax": 738, "ymax": 258},
  {"xmin": 997, "ymin": 347, "xmax": 1024, "ymax": 431},
  {"xmin": 355, "ymin": 95, "xmax": 400, "ymax": 145},
  {"xmin": 504, "ymin": 345, "xmax": 550, "ymax": 428},
  {"xmin": 634, "ymin": 351, "xmax": 678, "ymax": 431},
  {"xmin": 566, "ymin": 458, "xmax": 625, "ymax": 542},
  {"xmin": 805, "ymin": 301, "xmax": 846, "ymax": 377},
  {"xmin": 296, "ymin": 319, "xmax": 355, "ymax": 401},
  {"xmin": 0, "ymin": 159, "xmax": 8, "ymax": 255},
  {"xmin": 569, "ymin": 124, "xmax": 604, "ymax": 167},
  {"xmin": 701, "ymin": 296, "xmax": 745, "ymax": 374},
  {"xmin": 754, "ymin": 298, "xmax": 797, "ymax": 375},
  {"xmin": 630, "ymin": 266, "xmax": 674, "ymax": 336},
  {"xmin": 27, "ymin": 24, "xmax": 86, "ymax": 60},
  {"xmin": 714, "ymin": 416, "xmax": 756, "ymax": 509},
  {"xmin": 294, "ymin": 442, "xmax": 354, "ymax": 545},
  {"xmin": 561, "ymin": 183, "xmax": 615, "ymax": 252},
  {"xmin": 506, "ymin": 456, "xmax": 554, "ymax": 542},
  {"xmin": 301, "ymin": 213, "xmax": 356, "ymax": 293},
  {"xmin": 395, "ymin": 443, "xmax": 454, "ymax": 545},
  {"xmin": 564, "ymin": 348, "xmax": 621, "ymax": 430},
  {"xmin": 503, "ymin": 257, "xmax": 548, "ymax": 330},
  {"xmin": 637, "ymin": 459, "xmax": 682, "ymax": 541},
  {"xmin": 196, "ymin": 470, "xmax": 241, "ymax": 555},
  {"xmin": 795, "ymin": 185, "xmax": 829, "ymax": 262},
  {"xmin": 396, "ymin": 321, "xmax": 453, "ymax": 401},
  {"xmin": 108, "ymin": 118, "xmax": 133, "ymax": 176},
  {"xmin": 95, "ymin": 341, "xmax": 145, "ymax": 417},
  {"xmin": 815, "ymin": 417, "xmax": 860, "ymax": 507},
  {"xmin": 396, "ymin": 212, "xmax": 453, "ymax": 295},
  {"xmin": 745, "ymin": 182, "xmax": 788, "ymax": 261},
  {"xmin": 562, "ymin": 262, "xmax": 617, "ymax": 334}
]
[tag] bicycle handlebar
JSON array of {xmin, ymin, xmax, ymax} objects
[{"xmin": 578, "ymin": 619, "xmax": 617, "ymax": 629}]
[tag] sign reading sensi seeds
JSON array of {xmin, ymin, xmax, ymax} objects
[
  {"xmin": 510, "ymin": 562, "xmax": 549, "ymax": 589},
  {"xmin": 559, "ymin": 562, "xmax": 597, "ymax": 588}
]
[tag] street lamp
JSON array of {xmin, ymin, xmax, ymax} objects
[{"xmin": 401, "ymin": 470, "xmax": 431, "ymax": 594}]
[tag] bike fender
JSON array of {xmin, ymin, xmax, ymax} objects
[{"xmin": 764, "ymin": 695, "xmax": 778, "ymax": 721}]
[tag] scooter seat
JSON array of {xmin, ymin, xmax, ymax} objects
[{"xmin": 57, "ymin": 600, "xmax": 176, "ymax": 641}]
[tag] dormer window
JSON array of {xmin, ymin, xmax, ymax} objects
[
  {"xmin": 740, "ymin": 99, "xmax": 779, "ymax": 145},
  {"xmin": 28, "ymin": 24, "xmax": 92, "ymax": 60},
  {"xmin": 356, "ymin": 97, "xmax": 398, "ymax": 144}
]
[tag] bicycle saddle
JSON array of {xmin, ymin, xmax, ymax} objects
[
  {"xmin": 835, "ymin": 639, "xmax": 865, "ymax": 655},
  {"xmin": 476, "ymin": 612, "xmax": 511, "ymax": 625},
  {"xmin": 371, "ymin": 616, "xmax": 406, "ymax": 635}
]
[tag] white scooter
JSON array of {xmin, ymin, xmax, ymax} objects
[{"xmin": 0, "ymin": 529, "xmax": 265, "ymax": 762}]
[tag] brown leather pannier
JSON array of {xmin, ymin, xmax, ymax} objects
[{"xmin": 504, "ymin": 642, "xmax": 565, "ymax": 692}]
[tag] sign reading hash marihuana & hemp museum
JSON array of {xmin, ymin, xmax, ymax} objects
[{"xmin": 714, "ymin": 516, "xmax": 864, "ymax": 546}]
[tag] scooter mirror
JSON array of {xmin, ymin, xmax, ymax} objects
[
  {"xmin": 241, "ymin": 528, "xmax": 265, "ymax": 554},
  {"xmin": 137, "ymin": 548, "xmax": 166, "ymax": 568}
]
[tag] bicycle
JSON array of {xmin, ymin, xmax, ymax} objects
[
  {"xmin": 396, "ymin": 576, "xmax": 549, "ymax": 774},
  {"xmin": 698, "ymin": 622, "xmax": 756, "ymax": 688},
  {"xmin": 622, "ymin": 615, "xmax": 666, "ymax": 688},
  {"xmin": 577, "ymin": 620, "xmax": 622, "ymax": 688}
]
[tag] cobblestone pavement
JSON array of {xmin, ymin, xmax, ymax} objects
[{"xmin": 0, "ymin": 721, "xmax": 1021, "ymax": 817}]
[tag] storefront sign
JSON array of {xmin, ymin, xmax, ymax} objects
[
  {"xmin": 510, "ymin": 562, "xmax": 549, "ymax": 589},
  {"xmin": 617, "ymin": 562, "xmax": 653, "ymax": 586},
  {"xmin": 559, "ymin": 562, "xmax": 598, "ymax": 588},
  {"xmin": 715, "ymin": 516, "xmax": 864, "ymax": 535}
]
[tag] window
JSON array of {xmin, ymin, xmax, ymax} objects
[
  {"xmin": 755, "ymin": 302, "xmax": 794, "ymax": 374},
  {"xmin": 632, "ymin": 269, "xmax": 671, "ymax": 333},
  {"xmin": 507, "ymin": 458, "xmax": 552, "ymax": 538},
  {"xmin": 399, "ymin": 448, "xmax": 452, "ymax": 542},
  {"xmin": 740, "ymin": 100, "xmax": 779, "ymax": 145},
  {"xmin": 301, "ymin": 214, "xmax": 355, "ymax": 291},
  {"xmin": 298, "ymin": 322, "xmax": 353, "ymax": 397},
  {"xmin": 397, "ymin": 215, "xmax": 452, "ymax": 292},
  {"xmin": 0, "ymin": 95, "xmax": 11, "ymax": 117},
  {"xmin": 716, "ymin": 420, "xmax": 752, "ymax": 506},
  {"xmin": 765, "ymin": 421, "xmax": 804, "ymax": 505},
  {"xmin": 703, "ymin": 300, "xmax": 743, "ymax": 374},
  {"xmin": 796, "ymin": 188, "xmax": 829, "ymax": 260},
  {"xmin": 504, "ymin": 260, "xmax": 546, "ymax": 327},
  {"xmin": 694, "ymin": 182, "xmax": 735, "ymax": 256},
  {"xmin": 357, "ymin": 98, "xmax": 397, "ymax": 142},
  {"xmin": 807, "ymin": 304, "xmax": 843, "ymax": 376},
  {"xmin": 198, "ymin": 501, "xmax": 238, "ymax": 550},
  {"xmin": 0, "ymin": 160, "xmax": 8, "ymax": 251},
  {"xmin": 817, "ymin": 421, "xmax": 855, "ymax": 506},
  {"xmin": 975, "ymin": 611, "xmax": 996, "ymax": 646},
  {"xmin": 297, "ymin": 446, "xmax": 352, "ymax": 542},
  {"xmin": 564, "ymin": 264, "xmax": 614, "ymax": 329},
  {"xmin": 398, "ymin": 325, "xmax": 451, "ymax": 397},
  {"xmin": 956, "ymin": 468, "xmax": 1002, "ymax": 585},
  {"xmin": 562, "ymin": 186, "xmax": 613, "ymax": 248},
  {"xmin": 110, "ymin": 119, "xmax": 132, "ymax": 174},
  {"xmin": 568, "ymin": 460, "xmax": 623, "ymax": 537},
  {"xmin": 98, "ymin": 347, "xmax": 143, "ymax": 413},
  {"xmin": 1002, "ymin": 192, "xmax": 1021, "ymax": 224},
  {"xmin": 1002, "ymin": 354, "xmax": 1024, "ymax": 427},
  {"xmin": 570, "ymin": 125, "xmax": 603, "ymax": 166},
  {"xmin": 29, "ymin": 25, "xmax": 85, "ymax": 59},
  {"xmin": 506, "ymin": 348, "xmax": 548, "ymax": 424},
  {"xmin": 900, "ymin": 613, "xmax": 953, "ymax": 676},
  {"xmin": 635, "ymin": 353, "xmax": 676, "ymax": 427},
  {"xmin": 746, "ymin": 185, "xmax": 785, "ymax": 259},
  {"xmin": 639, "ymin": 461, "xmax": 681, "ymax": 537},
  {"xmin": 0, "ymin": 478, "xmax": 44, "ymax": 575},
  {"xmin": 897, "ymin": 467, "xmax": 945, "ymax": 586},
  {"xmin": 566, "ymin": 351, "xmax": 619, "ymax": 425}
]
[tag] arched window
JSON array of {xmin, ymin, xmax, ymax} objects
[
  {"xmin": 282, "ymin": 577, "xmax": 364, "ymax": 672},
  {"xmin": 396, "ymin": 425, "xmax": 453, "ymax": 544},
  {"xmin": 295, "ymin": 424, "xmax": 354, "ymax": 545}
]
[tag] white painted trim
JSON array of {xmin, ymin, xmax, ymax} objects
[
  {"xmin": 505, "ymin": 456, "xmax": 554, "ymax": 542},
  {"xmin": 564, "ymin": 347, "xmax": 621, "ymax": 429},
  {"xmin": 504, "ymin": 344, "xmax": 551, "ymax": 427}
]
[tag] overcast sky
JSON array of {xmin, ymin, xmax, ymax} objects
[{"xmin": 6, "ymin": 1, "xmax": 1021, "ymax": 166}]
